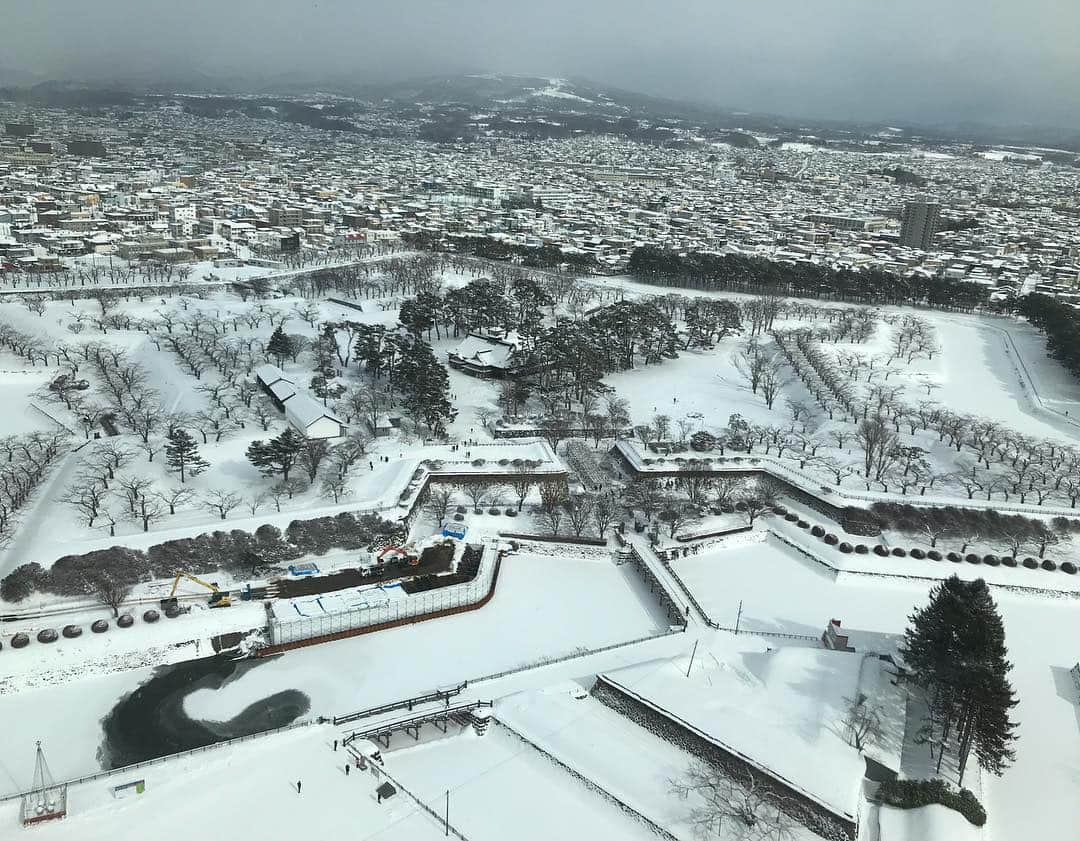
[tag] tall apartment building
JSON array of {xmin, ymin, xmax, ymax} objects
[{"xmin": 900, "ymin": 200, "xmax": 941, "ymax": 250}]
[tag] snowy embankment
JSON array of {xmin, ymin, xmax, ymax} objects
[
  {"xmin": 386, "ymin": 725, "xmax": 661, "ymax": 841},
  {"xmin": 877, "ymin": 803, "xmax": 982, "ymax": 841},
  {"xmin": 600, "ymin": 640, "xmax": 892, "ymax": 821},
  {"xmin": 497, "ymin": 686, "xmax": 823, "ymax": 841},
  {"xmin": 668, "ymin": 534, "xmax": 1080, "ymax": 841}
]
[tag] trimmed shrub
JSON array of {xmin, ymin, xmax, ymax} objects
[
  {"xmin": 488, "ymin": 507, "xmax": 501, "ymax": 515},
  {"xmin": 1061, "ymin": 561, "xmax": 1077, "ymax": 575},
  {"xmin": 143, "ymin": 610, "xmax": 160, "ymax": 623},
  {"xmin": 50, "ymin": 547, "xmax": 151, "ymax": 596},
  {"xmin": 983, "ymin": 555, "xmax": 1000, "ymax": 566},
  {"xmin": 875, "ymin": 778, "xmax": 986, "ymax": 827},
  {"xmin": 854, "ymin": 544, "xmax": 869, "ymax": 554},
  {"xmin": 784, "ymin": 513, "xmax": 799, "ymax": 522},
  {"xmin": 947, "ymin": 552, "xmax": 962, "ymax": 562},
  {"xmin": 62, "ymin": 625, "xmax": 82, "ymax": 638},
  {"xmin": 772, "ymin": 505, "xmax": 788, "ymax": 516},
  {"xmin": 1022, "ymin": 557, "xmax": 1039, "ymax": 569},
  {"xmin": 797, "ymin": 520, "xmax": 810, "ymax": 529},
  {"xmin": 873, "ymin": 545, "xmax": 889, "ymax": 556},
  {"xmin": 964, "ymin": 553, "xmax": 980, "ymax": 564},
  {"xmin": 91, "ymin": 619, "xmax": 109, "ymax": 633},
  {"xmin": 909, "ymin": 548, "xmax": 925, "ymax": 559},
  {"xmin": 810, "ymin": 525, "xmax": 826, "ymax": 538},
  {"xmin": 839, "ymin": 542, "xmax": 853, "ymax": 553},
  {"xmin": 1041, "ymin": 559, "xmax": 1057, "ymax": 571},
  {"xmin": 453, "ymin": 513, "xmax": 465, "ymax": 521},
  {"xmin": 891, "ymin": 547, "xmax": 907, "ymax": 557},
  {"xmin": 927, "ymin": 550, "xmax": 942, "ymax": 561},
  {"xmin": 117, "ymin": 614, "xmax": 134, "ymax": 628},
  {"xmin": 36, "ymin": 629, "xmax": 58, "ymax": 644},
  {"xmin": 824, "ymin": 534, "xmax": 839, "ymax": 546},
  {"xmin": 11, "ymin": 633, "xmax": 29, "ymax": 648},
  {"xmin": 505, "ymin": 508, "xmax": 517, "ymax": 517},
  {"xmin": 456, "ymin": 505, "xmax": 467, "ymax": 514},
  {"xmin": 1001, "ymin": 556, "xmax": 1017, "ymax": 567},
  {"xmin": 0, "ymin": 562, "xmax": 48, "ymax": 603}
]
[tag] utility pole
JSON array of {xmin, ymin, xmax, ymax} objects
[
  {"xmin": 445, "ymin": 789, "xmax": 449, "ymax": 836},
  {"xmin": 685, "ymin": 639, "xmax": 698, "ymax": 677},
  {"xmin": 734, "ymin": 600, "xmax": 743, "ymax": 635}
]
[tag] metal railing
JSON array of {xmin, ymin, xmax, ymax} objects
[
  {"xmin": 342, "ymin": 700, "xmax": 493, "ymax": 746},
  {"xmin": 333, "ymin": 681, "xmax": 468, "ymax": 726}
]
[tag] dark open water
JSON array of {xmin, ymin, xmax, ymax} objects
[{"xmin": 98, "ymin": 654, "xmax": 310, "ymax": 769}]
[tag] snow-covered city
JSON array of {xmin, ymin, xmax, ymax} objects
[{"xmin": 1, "ymin": 4, "xmax": 1079, "ymax": 840}]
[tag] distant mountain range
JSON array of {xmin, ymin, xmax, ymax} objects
[{"xmin": 1, "ymin": 71, "xmax": 1077, "ymax": 151}]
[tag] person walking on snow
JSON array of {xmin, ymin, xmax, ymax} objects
[{"xmin": 297, "ymin": 780, "xmax": 302, "ymax": 794}]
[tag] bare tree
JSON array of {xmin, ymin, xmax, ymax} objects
[
  {"xmin": 91, "ymin": 574, "xmax": 133, "ymax": 619},
  {"xmin": 154, "ymin": 485, "xmax": 197, "ymax": 515},
  {"xmin": 320, "ymin": 472, "xmax": 351, "ymax": 504},
  {"xmin": 461, "ymin": 481, "xmax": 491, "ymax": 511},
  {"xmin": 625, "ymin": 478, "xmax": 664, "ymax": 520},
  {"xmin": 423, "ymin": 485, "xmax": 455, "ymax": 523},
  {"xmin": 563, "ymin": 493, "xmax": 596, "ymax": 537},
  {"xmin": 537, "ymin": 479, "xmax": 569, "ymax": 535},
  {"xmin": 710, "ymin": 476, "xmax": 745, "ymax": 509},
  {"xmin": 203, "ymin": 489, "xmax": 243, "ymax": 520},
  {"xmin": 117, "ymin": 475, "xmax": 154, "ymax": 516},
  {"xmin": 739, "ymin": 479, "xmax": 782, "ymax": 526},
  {"xmin": 669, "ymin": 761, "xmax": 797, "ymax": 841},
  {"xmin": 658, "ymin": 500, "xmax": 698, "ymax": 538},
  {"xmin": 591, "ymin": 493, "xmax": 617, "ymax": 538},
  {"xmin": 330, "ymin": 431, "xmax": 374, "ymax": 476},
  {"xmin": 130, "ymin": 492, "xmax": 167, "ymax": 532},
  {"xmin": 246, "ymin": 492, "xmax": 269, "ymax": 516},
  {"xmin": 59, "ymin": 477, "xmax": 110, "ymax": 527},
  {"xmin": 843, "ymin": 693, "xmax": 884, "ymax": 751},
  {"xmin": 508, "ymin": 461, "xmax": 537, "ymax": 511},
  {"xmin": 857, "ymin": 417, "xmax": 899, "ymax": 481},
  {"xmin": 298, "ymin": 439, "xmax": 331, "ymax": 483}
]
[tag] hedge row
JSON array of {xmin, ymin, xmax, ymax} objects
[
  {"xmin": 869, "ymin": 502, "xmax": 1080, "ymax": 540},
  {"xmin": 875, "ymin": 778, "xmax": 986, "ymax": 827},
  {"xmin": 781, "ymin": 513, "xmax": 1075, "ymax": 574},
  {"xmin": 1, "ymin": 512, "xmax": 406, "ymax": 603}
]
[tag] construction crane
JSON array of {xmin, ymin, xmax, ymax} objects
[{"xmin": 160, "ymin": 571, "xmax": 232, "ymax": 610}]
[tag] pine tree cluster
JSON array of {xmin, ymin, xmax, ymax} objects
[{"xmin": 900, "ymin": 575, "xmax": 1018, "ymax": 785}]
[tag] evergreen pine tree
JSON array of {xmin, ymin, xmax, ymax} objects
[
  {"xmin": 247, "ymin": 427, "xmax": 305, "ymax": 481},
  {"xmin": 164, "ymin": 428, "xmax": 209, "ymax": 483},
  {"xmin": 900, "ymin": 576, "xmax": 1018, "ymax": 785},
  {"xmin": 267, "ymin": 326, "xmax": 295, "ymax": 367}
]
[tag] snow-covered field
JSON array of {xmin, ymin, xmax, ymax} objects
[
  {"xmin": 1, "ymin": 256, "xmax": 1078, "ymax": 840},
  {"xmin": 0, "ymin": 551, "xmax": 670, "ymax": 789},
  {"xmin": 387, "ymin": 726, "xmax": 660, "ymax": 841},
  {"xmin": 0, "ymin": 724, "xmax": 452, "ymax": 841}
]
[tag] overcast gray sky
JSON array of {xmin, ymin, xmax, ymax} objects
[{"xmin": 5, "ymin": 0, "xmax": 1079, "ymax": 128}]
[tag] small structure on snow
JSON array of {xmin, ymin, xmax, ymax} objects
[{"xmin": 21, "ymin": 742, "xmax": 66, "ymax": 827}]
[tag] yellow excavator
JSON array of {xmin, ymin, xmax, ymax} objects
[{"xmin": 160, "ymin": 571, "xmax": 232, "ymax": 610}]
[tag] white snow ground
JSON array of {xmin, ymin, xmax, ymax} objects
[{"xmin": 670, "ymin": 537, "xmax": 1080, "ymax": 841}]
